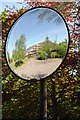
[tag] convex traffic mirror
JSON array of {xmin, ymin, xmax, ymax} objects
[{"xmin": 5, "ymin": 7, "xmax": 69, "ymax": 80}]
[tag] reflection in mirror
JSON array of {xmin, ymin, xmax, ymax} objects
[{"xmin": 6, "ymin": 7, "xmax": 69, "ymax": 80}]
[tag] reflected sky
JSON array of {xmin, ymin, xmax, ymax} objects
[{"xmin": 6, "ymin": 8, "xmax": 69, "ymax": 58}]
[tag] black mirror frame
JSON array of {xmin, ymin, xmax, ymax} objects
[{"xmin": 5, "ymin": 6, "xmax": 70, "ymax": 82}]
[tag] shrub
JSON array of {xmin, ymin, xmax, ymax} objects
[
  {"xmin": 15, "ymin": 60, "xmax": 23, "ymax": 67},
  {"xmin": 37, "ymin": 51, "xmax": 47, "ymax": 60},
  {"xmin": 50, "ymin": 52, "xmax": 58, "ymax": 58}
]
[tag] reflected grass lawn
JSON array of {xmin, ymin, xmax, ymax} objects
[{"xmin": 10, "ymin": 57, "xmax": 28, "ymax": 70}]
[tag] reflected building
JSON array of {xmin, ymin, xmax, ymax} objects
[{"xmin": 26, "ymin": 43, "xmax": 41, "ymax": 58}]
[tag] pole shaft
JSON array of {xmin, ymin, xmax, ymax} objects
[{"xmin": 40, "ymin": 79, "xmax": 47, "ymax": 120}]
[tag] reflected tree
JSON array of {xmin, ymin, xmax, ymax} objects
[{"xmin": 12, "ymin": 34, "xmax": 27, "ymax": 62}]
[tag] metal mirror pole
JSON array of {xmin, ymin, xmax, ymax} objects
[{"xmin": 40, "ymin": 79, "xmax": 47, "ymax": 120}]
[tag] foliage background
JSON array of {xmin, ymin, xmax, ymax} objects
[{"xmin": 1, "ymin": 1, "xmax": 80, "ymax": 120}]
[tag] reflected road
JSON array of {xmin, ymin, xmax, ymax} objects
[{"xmin": 14, "ymin": 58, "xmax": 62, "ymax": 80}]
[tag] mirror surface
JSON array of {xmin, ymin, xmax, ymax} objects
[{"xmin": 6, "ymin": 7, "xmax": 69, "ymax": 80}]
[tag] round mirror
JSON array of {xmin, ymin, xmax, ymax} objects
[{"xmin": 5, "ymin": 7, "xmax": 69, "ymax": 80}]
